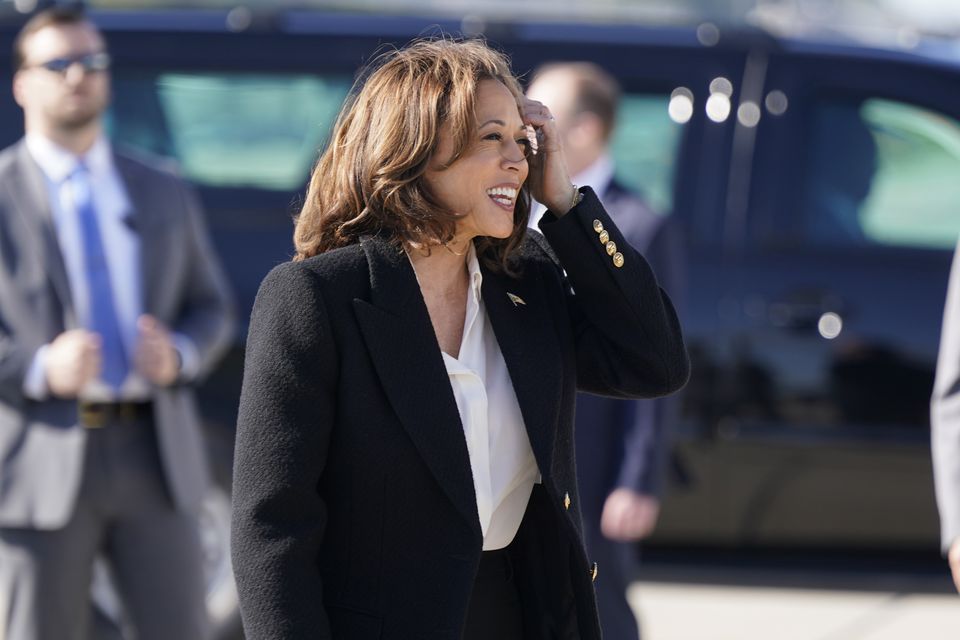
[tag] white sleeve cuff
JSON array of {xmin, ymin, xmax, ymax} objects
[
  {"xmin": 22, "ymin": 345, "xmax": 50, "ymax": 400},
  {"xmin": 172, "ymin": 333, "xmax": 201, "ymax": 381}
]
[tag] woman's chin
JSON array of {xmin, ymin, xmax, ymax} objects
[{"xmin": 487, "ymin": 225, "xmax": 516, "ymax": 240}]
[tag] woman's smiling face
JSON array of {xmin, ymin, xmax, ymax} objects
[{"xmin": 424, "ymin": 78, "xmax": 531, "ymax": 242}]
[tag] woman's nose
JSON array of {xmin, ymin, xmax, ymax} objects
[{"xmin": 500, "ymin": 140, "xmax": 527, "ymax": 165}]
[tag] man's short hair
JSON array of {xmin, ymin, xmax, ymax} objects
[
  {"xmin": 532, "ymin": 62, "xmax": 621, "ymax": 141},
  {"xmin": 12, "ymin": 6, "xmax": 99, "ymax": 71}
]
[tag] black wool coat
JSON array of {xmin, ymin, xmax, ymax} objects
[{"xmin": 231, "ymin": 188, "xmax": 689, "ymax": 640}]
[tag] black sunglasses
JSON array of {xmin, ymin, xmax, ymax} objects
[{"xmin": 31, "ymin": 51, "xmax": 111, "ymax": 75}]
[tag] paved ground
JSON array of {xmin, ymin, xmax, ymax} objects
[{"xmin": 626, "ymin": 564, "xmax": 960, "ymax": 640}]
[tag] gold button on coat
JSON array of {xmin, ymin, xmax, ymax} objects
[
  {"xmin": 591, "ymin": 562, "xmax": 599, "ymax": 581},
  {"xmin": 612, "ymin": 252, "xmax": 625, "ymax": 268},
  {"xmin": 605, "ymin": 241, "xmax": 617, "ymax": 256},
  {"xmin": 592, "ymin": 219, "xmax": 604, "ymax": 233},
  {"xmin": 598, "ymin": 230, "xmax": 609, "ymax": 244},
  {"xmin": 564, "ymin": 492, "xmax": 571, "ymax": 510}
]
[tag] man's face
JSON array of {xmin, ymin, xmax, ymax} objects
[
  {"xmin": 14, "ymin": 22, "xmax": 110, "ymax": 133},
  {"xmin": 526, "ymin": 72, "xmax": 577, "ymax": 147},
  {"xmin": 527, "ymin": 70, "xmax": 605, "ymax": 176}
]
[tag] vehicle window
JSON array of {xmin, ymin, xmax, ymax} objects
[
  {"xmin": 110, "ymin": 73, "xmax": 353, "ymax": 190},
  {"xmin": 800, "ymin": 98, "xmax": 960, "ymax": 250},
  {"xmin": 610, "ymin": 93, "xmax": 683, "ymax": 216}
]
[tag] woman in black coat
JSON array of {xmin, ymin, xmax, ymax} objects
[{"xmin": 231, "ymin": 38, "xmax": 688, "ymax": 640}]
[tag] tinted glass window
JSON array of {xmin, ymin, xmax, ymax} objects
[
  {"xmin": 610, "ymin": 93, "xmax": 684, "ymax": 216},
  {"xmin": 110, "ymin": 73, "xmax": 353, "ymax": 190},
  {"xmin": 109, "ymin": 75, "xmax": 685, "ymax": 205},
  {"xmin": 801, "ymin": 98, "xmax": 960, "ymax": 250}
]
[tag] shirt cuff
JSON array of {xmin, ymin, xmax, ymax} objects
[
  {"xmin": 172, "ymin": 333, "xmax": 201, "ymax": 381},
  {"xmin": 22, "ymin": 345, "xmax": 50, "ymax": 400}
]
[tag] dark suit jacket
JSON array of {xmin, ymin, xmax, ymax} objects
[
  {"xmin": 0, "ymin": 140, "xmax": 235, "ymax": 528},
  {"xmin": 575, "ymin": 178, "xmax": 685, "ymax": 509},
  {"xmin": 231, "ymin": 188, "xmax": 689, "ymax": 640}
]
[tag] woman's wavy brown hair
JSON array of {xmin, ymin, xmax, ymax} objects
[{"xmin": 293, "ymin": 38, "xmax": 530, "ymax": 272}]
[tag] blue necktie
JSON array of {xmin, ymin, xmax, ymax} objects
[{"xmin": 70, "ymin": 165, "xmax": 128, "ymax": 389}]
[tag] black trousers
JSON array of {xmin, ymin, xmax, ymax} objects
[{"xmin": 463, "ymin": 547, "xmax": 524, "ymax": 640}]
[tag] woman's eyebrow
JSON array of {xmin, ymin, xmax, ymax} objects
[{"xmin": 477, "ymin": 118, "xmax": 527, "ymax": 135}]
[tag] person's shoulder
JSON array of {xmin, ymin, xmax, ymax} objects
[
  {"xmin": 517, "ymin": 228, "xmax": 561, "ymax": 272},
  {"xmin": 0, "ymin": 141, "xmax": 23, "ymax": 172},
  {"xmin": 604, "ymin": 177, "xmax": 668, "ymax": 236},
  {"xmin": 605, "ymin": 179, "xmax": 656, "ymax": 215},
  {"xmin": 0, "ymin": 140, "xmax": 31, "ymax": 181},
  {"xmin": 113, "ymin": 144, "xmax": 184, "ymax": 183},
  {"xmin": 0, "ymin": 142, "xmax": 35, "ymax": 205},
  {"xmin": 299, "ymin": 243, "xmax": 368, "ymax": 279},
  {"xmin": 263, "ymin": 244, "xmax": 368, "ymax": 297}
]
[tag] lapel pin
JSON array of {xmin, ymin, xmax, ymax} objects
[{"xmin": 507, "ymin": 292, "xmax": 526, "ymax": 307}]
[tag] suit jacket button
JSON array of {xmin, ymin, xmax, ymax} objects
[
  {"xmin": 592, "ymin": 219, "xmax": 604, "ymax": 233},
  {"xmin": 598, "ymin": 230, "xmax": 609, "ymax": 244},
  {"xmin": 591, "ymin": 562, "xmax": 599, "ymax": 582},
  {"xmin": 605, "ymin": 241, "xmax": 617, "ymax": 256},
  {"xmin": 564, "ymin": 492, "xmax": 571, "ymax": 510},
  {"xmin": 612, "ymin": 252, "xmax": 625, "ymax": 268}
]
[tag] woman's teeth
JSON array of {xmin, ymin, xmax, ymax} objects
[{"xmin": 487, "ymin": 186, "xmax": 517, "ymax": 205}]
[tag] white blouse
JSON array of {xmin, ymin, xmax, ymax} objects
[{"xmin": 412, "ymin": 245, "xmax": 540, "ymax": 550}]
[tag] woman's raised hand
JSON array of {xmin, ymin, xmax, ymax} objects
[{"xmin": 520, "ymin": 97, "xmax": 578, "ymax": 216}]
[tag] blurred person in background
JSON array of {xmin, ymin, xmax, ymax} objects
[
  {"xmin": 527, "ymin": 62, "xmax": 685, "ymax": 639},
  {"xmin": 231, "ymin": 38, "xmax": 688, "ymax": 640},
  {"xmin": 932, "ymin": 238, "xmax": 960, "ymax": 593},
  {"xmin": 0, "ymin": 7, "xmax": 234, "ymax": 639}
]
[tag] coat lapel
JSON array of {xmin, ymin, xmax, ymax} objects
[
  {"xmin": 8, "ymin": 142, "xmax": 74, "ymax": 327},
  {"xmin": 352, "ymin": 237, "xmax": 481, "ymax": 538},
  {"xmin": 480, "ymin": 259, "xmax": 562, "ymax": 479},
  {"xmin": 113, "ymin": 154, "xmax": 157, "ymax": 314}
]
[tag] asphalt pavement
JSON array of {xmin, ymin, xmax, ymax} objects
[{"xmin": 627, "ymin": 557, "xmax": 960, "ymax": 639}]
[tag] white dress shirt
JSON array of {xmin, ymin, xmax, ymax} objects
[
  {"xmin": 411, "ymin": 244, "xmax": 540, "ymax": 550},
  {"xmin": 22, "ymin": 134, "xmax": 198, "ymax": 401}
]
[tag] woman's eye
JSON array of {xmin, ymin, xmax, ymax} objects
[
  {"xmin": 516, "ymin": 138, "xmax": 533, "ymax": 156},
  {"xmin": 483, "ymin": 132, "xmax": 503, "ymax": 142}
]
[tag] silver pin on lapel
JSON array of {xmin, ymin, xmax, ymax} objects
[{"xmin": 507, "ymin": 292, "xmax": 526, "ymax": 307}]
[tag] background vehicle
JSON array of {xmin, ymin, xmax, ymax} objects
[{"xmin": 1, "ymin": 4, "xmax": 959, "ymax": 637}]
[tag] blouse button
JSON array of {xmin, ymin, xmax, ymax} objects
[{"xmin": 592, "ymin": 219, "xmax": 604, "ymax": 233}]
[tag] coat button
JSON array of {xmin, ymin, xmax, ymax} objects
[
  {"xmin": 564, "ymin": 492, "xmax": 571, "ymax": 510},
  {"xmin": 612, "ymin": 252, "xmax": 625, "ymax": 268},
  {"xmin": 590, "ymin": 562, "xmax": 598, "ymax": 582},
  {"xmin": 605, "ymin": 241, "xmax": 617, "ymax": 256},
  {"xmin": 592, "ymin": 219, "xmax": 604, "ymax": 233},
  {"xmin": 598, "ymin": 230, "xmax": 609, "ymax": 244}
]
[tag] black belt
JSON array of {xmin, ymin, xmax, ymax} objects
[{"xmin": 78, "ymin": 401, "xmax": 153, "ymax": 429}]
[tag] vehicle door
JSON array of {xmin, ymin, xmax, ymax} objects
[{"xmin": 705, "ymin": 44, "xmax": 960, "ymax": 548}]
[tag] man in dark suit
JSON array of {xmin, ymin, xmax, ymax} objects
[
  {"xmin": 0, "ymin": 8, "xmax": 234, "ymax": 639},
  {"xmin": 528, "ymin": 63, "xmax": 684, "ymax": 639}
]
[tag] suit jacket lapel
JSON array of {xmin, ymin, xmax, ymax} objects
[
  {"xmin": 352, "ymin": 236, "xmax": 481, "ymax": 538},
  {"xmin": 480, "ymin": 260, "xmax": 562, "ymax": 478},
  {"xmin": 114, "ymin": 153, "xmax": 157, "ymax": 313},
  {"xmin": 9, "ymin": 142, "xmax": 74, "ymax": 327}
]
